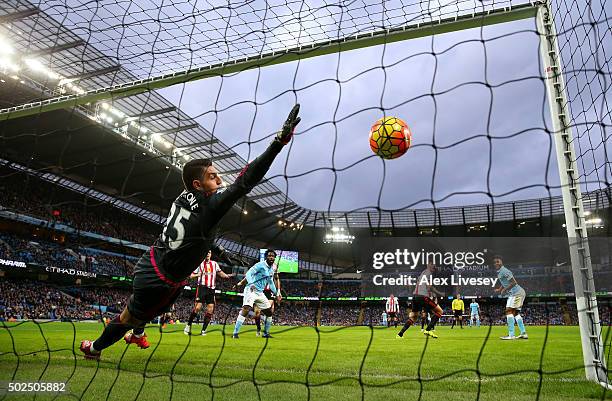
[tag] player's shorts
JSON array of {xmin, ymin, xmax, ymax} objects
[
  {"xmin": 127, "ymin": 249, "xmax": 186, "ymax": 322},
  {"xmin": 243, "ymin": 286, "xmax": 271, "ymax": 310},
  {"xmin": 453, "ymin": 310, "xmax": 463, "ymax": 318},
  {"xmin": 263, "ymin": 288, "xmax": 276, "ymax": 302},
  {"xmin": 387, "ymin": 312, "xmax": 397, "ymax": 319},
  {"xmin": 408, "ymin": 296, "xmax": 437, "ymax": 314},
  {"xmin": 506, "ymin": 288, "xmax": 526, "ymax": 309},
  {"xmin": 195, "ymin": 285, "xmax": 215, "ymax": 305}
]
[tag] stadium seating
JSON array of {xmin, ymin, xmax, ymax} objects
[{"xmin": 1, "ymin": 277, "xmax": 600, "ymax": 327}]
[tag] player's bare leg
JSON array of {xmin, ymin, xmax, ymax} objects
[{"xmin": 185, "ymin": 302, "xmax": 203, "ymax": 335}]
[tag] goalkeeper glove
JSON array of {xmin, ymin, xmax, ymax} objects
[{"xmin": 276, "ymin": 103, "xmax": 301, "ymax": 145}]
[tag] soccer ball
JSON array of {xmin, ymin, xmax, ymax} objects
[{"xmin": 369, "ymin": 117, "xmax": 412, "ymax": 159}]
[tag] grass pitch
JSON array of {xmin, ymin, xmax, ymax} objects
[{"xmin": 0, "ymin": 322, "xmax": 610, "ymax": 400}]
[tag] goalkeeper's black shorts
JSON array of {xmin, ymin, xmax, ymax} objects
[{"xmin": 127, "ymin": 247, "xmax": 186, "ymax": 322}]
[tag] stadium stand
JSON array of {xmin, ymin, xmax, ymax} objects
[
  {"xmin": 1, "ymin": 160, "xmax": 610, "ymax": 330},
  {"xmin": 1, "ymin": 277, "xmax": 597, "ymax": 327},
  {"xmin": 0, "ymin": 165, "xmax": 159, "ymax": 244}
]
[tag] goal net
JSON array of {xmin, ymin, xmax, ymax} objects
[{"xmin": 0, "ymin": 0, "xmax": 610, "ymax": 399}]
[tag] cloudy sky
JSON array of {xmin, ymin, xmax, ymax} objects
[
  {"xmin": 158, "ymin": 14, "xmax": 562, "ymax": 211},
  {"xmin": 41, "ymin": 0, "xmax": 611, "ymax": 212}
]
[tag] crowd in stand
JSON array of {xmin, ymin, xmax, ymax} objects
[
  {"xmin": 0, "ymin": 280, "xmax": 102, "ymax": 320},
  {"xmin": 280, "ymin": 280, "xmax": 321, "ymax": 297},
  {"xmin": 0, "ymin": 167, "xmax": 159, "ymax": 244},
  {"xmin": 2, "ymin": 278, "xmax": 607, "ymax": 327},
  {"xmin": 0, "ymin": 233, "xmax": 136, "ymax": 276},
  {"xmin": 320, "ymin": 305, "xmax": 362, "ymax": 325},
  {"xmin": 3, "ymin": 167, "xmax": 612, "ymax": 330},
  {"xmin": 320, "ymin": 281, "xmax": 361, "ymax": 297}
]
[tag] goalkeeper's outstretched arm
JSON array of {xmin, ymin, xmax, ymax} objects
[{"xmin": 209, "ymin": 104, "xmax": 301, "ymax": 216}]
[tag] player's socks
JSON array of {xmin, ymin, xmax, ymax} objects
[
  {"xmin": 92, "ymin": 316, "xmax": 132, "ymax": 351},
  {"xmin": 421, "ymin": 319, "xmax": 426, "ymax": 330},
  {"xmin": 255, "ymin": 315, "xmax": 262, "ymax": 333},
  {"xmin": 233, "ymin": 314, "xmax": 246, "ymax": 336},
  {"xmin": 263, "ymin": 316, "xmax": 273, "ymax": 335},
  {"xmin": 425, "ymin": 314, "xmax": 440, "ymax": 332},
  {"xmin": 132, "ymin": 325, "xmax": 145, "ymax": 338},
  {"xmin": 397, "ymin": 318, "xmax": 414, "ymax": 337},
  {"xmin": 506, "ymin": 314, "xmax": 516, "ymax": 337},
  {"xmin": 201, "ymin": 312, "xmax": 212, "ymax": 332},
  {"xmin": 515, "ymin": 314, "xmax": 526, "ymax": 334},
  {"xmin": 451, "ymin": 319, "xmax": 455, "ymax": 329},
  {"xmin": 460, "ymin": 319, "xmax": 463, "ymax": 328},
  {"xmin": 188, "ymin": 311, "xmax": 197, "ymax": 326},
  {"xmin": 476, "ymin": 318, "xmax": 481, "ymax": 327},
  {"xmin": 394, "ymin": 320, "xmax": 398, "ymax": 328}
]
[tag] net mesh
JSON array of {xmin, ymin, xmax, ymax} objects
[{"xmin": 0, "ymin": 0, "xmax": 611, "ymax": 399}]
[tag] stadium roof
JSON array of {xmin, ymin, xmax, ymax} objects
[
  {"xmin": 1, "ymin": 0, "xmax": 610, "ymax": 234},
  {"xmin": 0, "ymin": 0, "xmax": 302, "ymax": 218},
  {"xmin": 0, "ymin": 0, "xmax": 608, "ymax": 227}
]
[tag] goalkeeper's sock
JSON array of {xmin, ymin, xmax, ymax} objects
[
  {"xmin": 233, "ymin": 314, "xmax": 245, "ymax": 335},
  {"xmin": 201, "ymin": 312, "xmax": 212, "ymax": 332},
  {"xmin": 263, "ymin": 316, "xmax": 273, "ymax": 335},
  {"xmin": 515, "ymin": 314, "xmax": 526, "ymax": 334},
  {"xmin": 451, "ymin": 319, "xmax": 455, "ymax": 329},
  {"xmin": 132, "ymin": 324, "xmax": 145, "ymax": 338},
  {"xmin": 425, "ymin": 314, "xmax": 440, "ymax": 331},
  {"xmin": 398, "ymin": 318, "xmax": 414, "ymax": 336},
  {"xmin": 93, "ymin": 316, "xmax": 132, "ymax": 351},
  {"xmin": 506, "ymin": 314, "xmax": 516, "ymax": 337},
  {"xmin": 188, "ymin": 311, "xmax": 197, "ymax": 326},
  {"xmin": 460, "ymin": 318, "xmax": 463, "ymax": 328}
]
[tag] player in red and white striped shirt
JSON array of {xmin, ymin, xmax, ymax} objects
[
  {"xmin": 386, "ymin": 294, "xmax": 400, "ymax": 327},
  {"xmin": 397, "ymin": 263, "xmax": 444, "ymax": 339},
  {"xmin": 184, "ymin": 250, "xmax": 234, "ymax": 336}
]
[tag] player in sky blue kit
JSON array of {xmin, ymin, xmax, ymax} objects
[
  {"xmin": 493, "ymin": 255, "xmax": 528, "ymax": 340},
  {"xmin": 469, "ymin": 299, "xmax": 480, "ymax": 327},
  {"xmin": 233, "ymin": 249, "xmax": 282, "ymax": 338}
]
